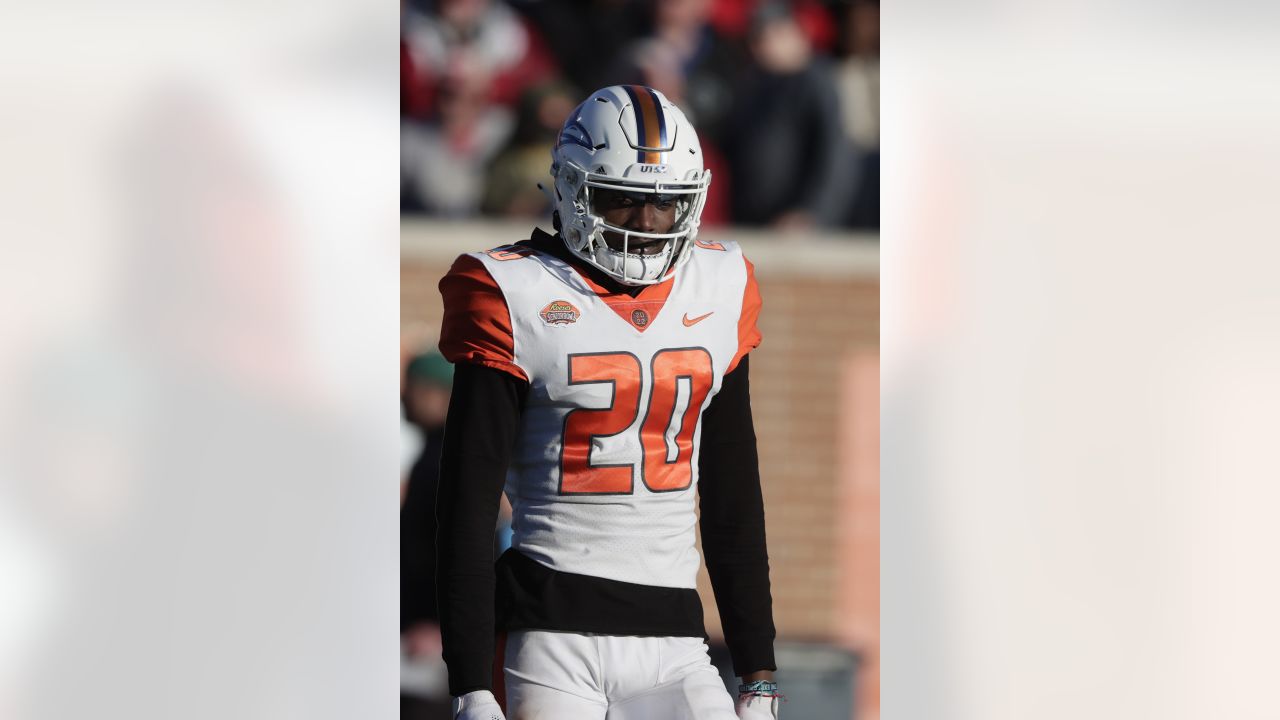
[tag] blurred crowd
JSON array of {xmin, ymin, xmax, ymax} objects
[
  {"xmin": 401, "ymin": 349, "xmax": 515, "ymax": 718},
  {"xmin": 402, "ymin": 0, "xmax": 879, "ymax": 231}
]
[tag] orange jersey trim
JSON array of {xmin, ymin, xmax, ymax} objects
[
  {"xmin": 438, "ymin": 254, "xmax": 528, "ymax": 382},
  {"xmin": 727, "ymin": 256, "xmax": 763, "ymax": 374},
  {"xmin": 572, "ymin": 262, "xmax": 676, "ymax": 332}
]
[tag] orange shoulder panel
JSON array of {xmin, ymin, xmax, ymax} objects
[
  {"xmin": 437, "ymin": 254, "xmax": 528, "ymax": 382},
  {"xmin": 727, "ymin": 256, "xmax": 763, "ymax": 374}
]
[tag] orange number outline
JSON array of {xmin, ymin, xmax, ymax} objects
[
  {"xmin": 558, "ymin": 347, "xmax": 714, "ymax": 496},
  {"xmin": 487, "ymin": 245, "xmax": 535, "ymax": 261},
  {"xmin": 558, "ymin": 352, "xmax": 643, "ymax": 495},
  {"xmin": 639, "ymin": 347, "xmax": 715, "ymax": 493}
]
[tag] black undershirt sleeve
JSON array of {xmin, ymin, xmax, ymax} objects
[
  {"xmin": 436, "ymin": 362, "xmax": 528, "ymax": 697},
  {"xmin": 697, "ymin": 354, "xmax": 778, "ymax": 676}
]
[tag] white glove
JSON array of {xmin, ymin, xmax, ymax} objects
[
  {"xmin": 736, "ymin": 681, "xmax": 781, "ymax": 720},
  {"xmin": 451, "ymin": 689, "xmax": 507, "ymax": 720},
  {"xmin": 736, "ymin": 693, "xmax": 779, "ymax": 720}
]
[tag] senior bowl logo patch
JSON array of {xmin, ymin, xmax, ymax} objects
[{"xmin": 540, "ymin": 299, "xmax": 581, "ymax": 325}]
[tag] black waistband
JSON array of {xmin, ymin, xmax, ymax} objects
[{"xmin": 495, "ymin": 548, "xmax": 707, "ymax": 638}]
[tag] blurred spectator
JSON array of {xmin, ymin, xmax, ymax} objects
[
  {"xmin": 481, "ymin": 81, "xmax": 578, "ymax": 219},
  {"xmin": 645, "ymin": 0, "xmax": 744, "ymax": 144},
  {"xmin": 399, "ymin": 348, "xmax": 511, "ymax": 716},
  {"xmin": 724, "ymin": 2, "xmax": 852, "ymax": 229},
  {"xmin": 835, "ymin": 0, "xmax": 878, "ymax": 153},
  {"xmin": 401, "ymin": 0, "xmax": 557, "ymax": 214},
  {"xmin": 399, "ymin": 349, "xmax": 515, "ymax": 630},
  {"xmin": 403, "ymin": 0, "xmax": 878, "ymax": 230},
  {"xmin": 402, "ymin": 39, "xmax": 433, "ymax": 119},
  {"xmin": 520, "ymin": 0, "xmax": 650, "ymax": 96},
  {"xmin": 709, "ymin": 0, "xmax": 835, "ymax": 51},
  {"xmin": 604, "ymin": 0, "xmax": 748, "ymax": 226},
  {"xmin": 835, "ymin": 0, "xmax": 879, "ymax": 229},
  {"xmin": 401, "ymin": 350, "xmax": 454, "ymax": 641},
  {"xmin": 402, "ymin": 0, "xmax": 557, "ymax": 118},
  {"xmin": 400, "ymin": 350, "xmax": 454, "ymax": 718},
  {"xmin": 401, "ymin": 78, "xmax": 514, "ymax": 215}
]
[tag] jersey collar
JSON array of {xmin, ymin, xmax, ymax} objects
[{"xmin": 525, "ymin": 228, "xmax": 676, "ymax": 332}]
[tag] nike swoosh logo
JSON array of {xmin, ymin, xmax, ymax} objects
[{"xmin": 683, "ymin": 311, "xmax": 714, "ymax": 326}]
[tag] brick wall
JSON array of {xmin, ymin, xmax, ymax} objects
[{"xmin": 402, "ymin": 221, "xmax": 879, "ymax": 714}]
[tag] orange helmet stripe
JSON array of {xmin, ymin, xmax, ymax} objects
[{"xmin": 625, "ymin": 85, "xmax": 667, "ymax": 164}]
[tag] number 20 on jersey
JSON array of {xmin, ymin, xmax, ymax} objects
[{"xmin": 559, "ymin": 348, "xmax": 714, "ymax": 495}]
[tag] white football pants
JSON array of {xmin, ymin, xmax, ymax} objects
[{"xmin": 503, "ymin": 631, "xmax": 739, "ymax": 720}]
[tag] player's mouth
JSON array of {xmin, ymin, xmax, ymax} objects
[{"xmin": 602, "ymin": 232, "xmax": 667, "ymax": 256}]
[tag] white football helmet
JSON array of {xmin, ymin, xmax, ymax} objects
[{"xmin": 550, "ymin": 85, "xmax": 712, "ymax": 285}]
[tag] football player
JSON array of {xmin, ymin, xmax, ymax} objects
[{"xmin": 436, "ymin": 85, "xmax": 780, "ymax": 720}]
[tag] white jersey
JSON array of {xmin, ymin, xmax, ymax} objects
[{"xmin": 440, "ymin": 235, "xmax": 761, "ymax": 590}]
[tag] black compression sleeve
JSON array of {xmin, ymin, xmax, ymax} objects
[
  {"xmin": 698, "ymin": 355, "xmax": 777, "ymax": 676},
  {"xmin": 436, "ymin": 363, "xmax": 527, "ymax": 696}
]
